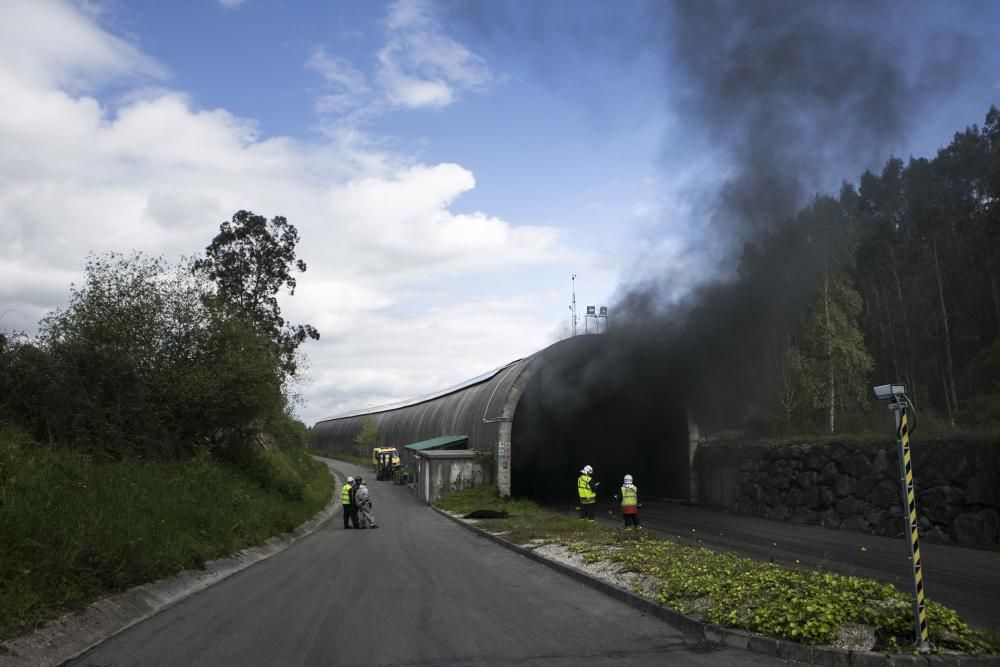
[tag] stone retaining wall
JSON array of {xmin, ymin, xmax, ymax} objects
[{"xmin": 695, "ymin": 437, "xmax": 1000, "ymax": 546}]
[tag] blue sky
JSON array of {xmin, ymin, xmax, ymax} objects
[{"xmin": 2, "ymin": 0, "xmax": 998, "ymax": 425}]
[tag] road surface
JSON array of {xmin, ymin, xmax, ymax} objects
[{"xmin": 72, "ymin": 460, "xmax": 788, "ymax": 667}]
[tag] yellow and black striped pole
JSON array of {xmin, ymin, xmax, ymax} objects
[{"xmin": 892, "ymin": 397, "xmax": 931, "ymax": 652}]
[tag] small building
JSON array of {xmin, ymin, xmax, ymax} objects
[{"xmin": 404, "ymin": 435, "xmax": 492, "ymax": 504}]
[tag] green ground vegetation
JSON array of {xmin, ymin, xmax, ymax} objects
[
  {"xmin": 0, "ymin": 210, "xmax": 330, "ymax": 641},
  {"xmin": 0, "ymin": 426, "xmax": 332, "ymax": 641},
  {"xmin": 309, "ymin": 448, "xmax": 370, "ymax": 468},
  {"xmin": 435, "ymin": 485, "xmax": 1000, "ymax": 655}
]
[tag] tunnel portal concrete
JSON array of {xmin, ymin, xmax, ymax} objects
[{"xmin": 311, "ymin": 335, "xmax": 698, "ymax": 501}]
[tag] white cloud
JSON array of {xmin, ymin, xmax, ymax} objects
[
  {"xmin": 0, "ymin": 0, "xmax": 165, "ymax": 90},
  {"xmin": 215, "ymin": 0, "xmax": 246, "ymax": 9},
  {"xmin": 324, "ymin": 163, "xmax": 571, "ymax": 277},
  {"xmin": 0, "ymin": 0, "xmax": 580, "ymax": 425},
  {"xmin": 306, "ymin": 295, "xmax": 557, "ymax": 420},
  {"xmin": 304, "ymin": 0, "xmax": 498, "ymax": 119},
  {"xmin": 306, "ymin": 47, "xmax": 369, "ymax": 114},
  {"xmin": 376, "ymin": 0, "xmax": 495, "ymax": 109},
  {"xmin": 307, "ymin": 48, "xmax": 367, "ymax": 92}
]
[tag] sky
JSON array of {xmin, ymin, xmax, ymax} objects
[{"xmin": 2, "ymin": 0, "xmax": 998, "ymax": 426}]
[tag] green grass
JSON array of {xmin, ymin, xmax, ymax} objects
[
  {"xmin": 435, "ymin": 485, "xmax": 1000, "ymax": 655},
  {"xmin": 0, "ymin": 427, "xmax": 333, "ymax": 641},
  {"xmin": 308, "ymin": 448, "xmax": 370, "ymax": 467}
]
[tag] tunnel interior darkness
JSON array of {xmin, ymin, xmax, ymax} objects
[{"xmin": 510, "ymin": 344, "xmax": 691, "ymax": 503}]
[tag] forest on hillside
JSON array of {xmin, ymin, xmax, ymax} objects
[{"xmin": 696, "ymin": 105, "xmax": 1000, "ymax": 435}]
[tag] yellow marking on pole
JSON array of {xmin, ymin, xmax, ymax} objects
[{"xmin": 894, "ymin": 405, "xmax": 931, "ymax": 648}]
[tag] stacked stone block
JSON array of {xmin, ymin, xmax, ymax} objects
[{"xmin": 697, "ymin": 438, "xmax": 999, "ymax": 546}]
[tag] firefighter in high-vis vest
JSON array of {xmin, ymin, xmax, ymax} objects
[
  {"xmin": 614, "ymin": 474, "xmax": 641, "ymax": 529},
  {"xmin": 577, "ymin": 465, "xmax": 599, "ymax": 520},
  {"xmin": 342, "ymin": 476, "xmax": 358, "ymax": 529}
]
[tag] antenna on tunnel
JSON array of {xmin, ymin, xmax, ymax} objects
[{"xmin": 570, "ymin": 274, "xmax": 578, "ymax": 336}]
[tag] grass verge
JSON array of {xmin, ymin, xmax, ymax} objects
[
  {"xmin": 308, "ymin": 448, "xmax": 370, "ymax": 468},
  {"xmin": 435, "ymin": 485, "xmax": 1000, "ymax": 656},
  {"xmin": 0, "ymin": 426, "xmax": 333, "ymax": 641}
]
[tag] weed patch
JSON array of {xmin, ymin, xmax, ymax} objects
[{"xmin": 435, "ymin": 485, "xmax": 999, "ymax": 656}]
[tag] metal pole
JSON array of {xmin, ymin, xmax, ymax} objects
[
  {"xmin": 891, "ymin": 397, "xmax": 931, "ymax": 652},
  {"xmin": 571, "ymin": 274, "xmax": 578, "ymax": 336}
]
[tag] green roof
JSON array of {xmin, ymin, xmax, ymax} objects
[{"xmin": 404, "ymin": 435, "xmax": 468, "ymax": 451}]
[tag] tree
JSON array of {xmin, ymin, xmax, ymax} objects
[
  {"xmin": 193, "ymin": 210, "xmax": 319, "ymax": 375},
  {"xmin": 29, "ymin": 252, "xmax": 289, "ymax": 454},
  {"xmin": 37, "ymin": 252, "xmax": 194, "ymax": 451},
  {"xmin": 770, "ymin": 337, "xmax": 819, "ymax": 432},
  {"xmin": 801, "ymin": 271, "xmax": 874, "ymax": 432},
  {"xmin": 353, "ymin": 417, "xmax": 378, "ymax": 458}
]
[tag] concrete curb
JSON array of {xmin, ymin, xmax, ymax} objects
[
  {"xmin": 431, "ymin": 506, "xmax": 1000, "ymax": 666},
  {"xmin": 0, "ymin": 464, "xmax": 344, "ymax": 667}
]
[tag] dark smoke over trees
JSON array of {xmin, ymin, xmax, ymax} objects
[
  {"xmin": 610, "ymin": 2, "xmax": 997, "ymax": 434},
  {"xmin": 615, "ymin": 106, "xmax": 1000, "ymax": 434},
  {"xmin": 446, "ymin": 1, "xmax": 998, "ymax": 434}
]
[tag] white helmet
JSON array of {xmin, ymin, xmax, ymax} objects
[
  {"xmin": 624, "ymin": 474, "xmax": 633, "ymax": 484},
  {"xmin": 347, "ymin": 476, "xmax": 354, "ymax": 483},
  {"xmin": 581, "ymin": 465, "xmax": 593, "ymax": 475}
]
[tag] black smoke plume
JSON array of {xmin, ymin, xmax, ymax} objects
[
  {"xmin": 609, "ymin": 1, "xmax": 970, "ymax": 425},
  {"xmin": 447, "ymin": 1, "xmax": 979, "ymax": 496}
]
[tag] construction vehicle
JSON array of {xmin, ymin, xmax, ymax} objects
[{"xmin": 372, "ymin": 447, "xmax": 400, "ymax": 480}]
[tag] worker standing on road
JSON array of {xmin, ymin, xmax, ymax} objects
[
  {"xmin": 355, "ymin": 477, "xmax": 378, "ymax": 529},
  {"xmin": 577, "ymin": 465, "xmax": 598, "ymax": 520},
  {"xmin": 342, "ymin": 476, "xmax": 358, "ymax": 529},
  {"xmin": 614, "ymin": 474, "xmax": 641, "ymax": 529}
]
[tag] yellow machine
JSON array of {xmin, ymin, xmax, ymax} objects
[{"xmin": 371, "ymin": 447, "xmax": 400, "ymax": 470}]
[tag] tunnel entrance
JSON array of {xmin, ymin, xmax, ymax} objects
[{"xmin": 509, "ymin": 336, "xmax": 691, "ymax": 503}]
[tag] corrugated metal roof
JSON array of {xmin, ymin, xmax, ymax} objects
[
  {"xmin": 416, "ymin": 449, "xmax": 476, "ymax": 459},
  {"xmin": 317, "ymin": 359, "xmax": 523, "ymax": 422},
  {"xmin": 404, "ymin": 435, "xmax": 468, "ymax": 451}
]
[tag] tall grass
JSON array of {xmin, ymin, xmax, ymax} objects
[{"xmin": 0, "ymin": 426, "xmax": 332, "ymax": 640}]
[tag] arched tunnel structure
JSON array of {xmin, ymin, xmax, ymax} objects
[{"xmin": 312, "ymin": 335, "xmax": 701, "ymax": 502}]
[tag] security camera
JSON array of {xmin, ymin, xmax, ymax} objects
[{"xmin": 872, "ymin": 384, "xmax": 907, "ymax": 401}]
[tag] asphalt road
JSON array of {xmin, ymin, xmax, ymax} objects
[
  {"xmin": 71, "ymin": 460, "xmax": 788, "ymax": 667},
  {"xmin": 583, "ymin": 499, "xmax": 1000, "ymax": 632}
]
